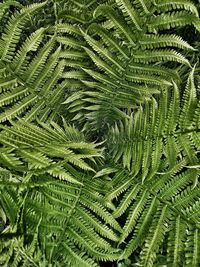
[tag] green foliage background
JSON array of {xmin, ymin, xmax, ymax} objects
[{"xmin": 0, "ymin": 0, "xmax": 200, "ymax": 266}]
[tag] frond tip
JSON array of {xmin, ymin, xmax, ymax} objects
[{"xmin": 0, "ymin": 120, "xmax": 102, "ymax": 184}]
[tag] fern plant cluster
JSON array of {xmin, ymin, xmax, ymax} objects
[{"xmin": 0, "ymin": 0, "xmax": 200, "ymax": 266}]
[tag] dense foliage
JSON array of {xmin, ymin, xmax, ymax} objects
[{"xmin": 0, "ymin": 0, "xmax": 200, "ymax": 266}]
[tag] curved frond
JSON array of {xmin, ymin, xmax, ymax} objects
[
  {"xmin": 105, "ymin": 69, "xmax": 200, "ymax": 266},
  {"xmin": 107, "ymin": 69, "xmax": 199, "ymax": 178},
  {"xmin": 0, "ymin": 120, "xmax": 101, "ymax": 183}
]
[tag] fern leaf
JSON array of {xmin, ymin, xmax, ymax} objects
[
  {"xmin": 0, "ymin": 95, "xmax": 38, "ymax": 122},
  {"xmin": 179, "ymin": 66, "xmax": 197, "ymax": 129},
  {"xmin": 167, "ymin": 216, "xmax": 186, "ymax": 266},
  {"xmin": 132, "ymin": 49, "xmax": 191, "ymax": 66},
  {"xmin": 140, "ymin": 205, "xmax": 169, "ymax": 267},
  {"xmin": 1, "ymin": 2, "xmax": 47, "ymax": 62},
  {"xmin": 139, "ymin": 34, "xmax": 195, "ymax": 50},
  {"xmin": 155, "ymin": 0, "xmax": 198, "ymax": 17},
  {"xmin": 0, "ymin": 87, "xmax": 29, "ymax": 107},
  {"xmin": 94, "ymin": 5, "xmax": 136, "ymax": 45},
  {"xmin": 56, "ymin": 36, "xmax": 84, "ymax": 49},
  {"xmin": 185, "ymin": 228, "xmax": 200, "ymax": 266},
  {"xmin": 82, "ymin": 30, "xmax": 125, "ymax": 72},
  {"xmin": 0, "ymin": 1, "xmax": 22, "ymax": 21},
  {"xmin": 88, "ymin": 23, "xmax": 130, "ymax": 59},
  {"xmin": 121, "ymin": 196, "xmax": 158, "ymax": 259},
  {"xmin": 84, "ymin": 47, "xmax": 119, "ymax": 79},
  {"xmin": 147, "ymin": 11, "xmax": 196, "ymax": 32},
  {"xmin": 24, "ymin": 37, "xmax": 55, "ymax": 84},
  {"xmin": 115, "ymin": 0, "xmax": 142, "ymax": 31},
  {"xmin": 12, "ymin": 28, "xmax": 46, "ymax": 73},
  {"xmin": 0, "ymin": 77, "xmax": 18, "ymax": 93}
]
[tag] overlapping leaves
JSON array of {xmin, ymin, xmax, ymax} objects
[
  {"xmin": 0, "ymin": 120, "xmax": 122, "ymax": 266},
  {"xmin": 105, "ymin": 68, "xmax": 200, "ymax": 266},
  {"xmin": 63, "ymin": 0, "xmax": 199, "ymax": 132},
  {"xmin": 0, "ymin": 0, "xmax": 200, "ymax": 267}
]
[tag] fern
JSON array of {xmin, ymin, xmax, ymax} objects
[
  {"xmin": 0, "ymin": 1, "xmax": 200, "ymax": 266},
  {"xmin": 107, "ymin": 69, "xmax": 198, "ymax": 179},
  {"xmin": 104, "ymin": 69, "xmax": 200, "ymax": 266},
  {"xmin": 104, "ymin": 164, "xmax": 200, "ymax": 266},
  {"xmin": 0, "ymin": 119, "xmax": 102, "ymax": 182},
  {"xmin": 0, "ymin": 223, "xmax": 46, "ymax": 266},
  {"xmin": 62, "ymin": 0, "xmax": 198, "ymax": 133},
  {"xmin": 0, "ymin": 119, "xmax": 122, "ymax": 265},
  {"xmin": 0, "ymin": 170, "xmax": 122, "ymax": 266},
  {"xmin": 0, "ymin": 2, "xmax": 84, "ymax": 123}
]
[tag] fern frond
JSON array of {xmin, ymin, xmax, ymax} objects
[
  {"xmin": 0, "ymin": 1, "xmax": 200, "ymax": 266},
  {"xmin": 0, "ymin": 87, "xmax": 29, "ymax": 107},
  {"xmin": 115, "ymin": 0, "xmax": 142, "ymax": 31},
  {"xmin": 0, "ymin": 1, "xmax": 22, "ymax": 21},
  {"xmin": 20, "ymin": 174, "xmax": 122, "ymax": 264},
  {"xmin": 82, "ymin": 30, "xmax": 125, "ymax": 72},
  {"xmin": 12, "ymin": 28, "xmax": 46, "ymax": 73},
  {"xmin": 94, "ymin": 5, "xmax": 136, "ymax": 44},
  {"xmin": 128, "ymin": 63, "xmax": 180, "ymax": 81},
  {"xmin": 0, "ymin": 226, "xmax": 46, "ymax": 266},
  {"xmin": 185, "ymin": 227, "xmax": 200, "ymax": 266},
  {"xmin": 61, "ymin": 0, "xmax": 197, "ymax": 130},
  {"xmin": 139, "ymin": 205, "xmax": 169, "ymax": 267},
  {"xmin": 132, "ymin": 49, "xmax": 191, "ymax": 66},
  {"xmin": 134, "ymin": 0, "xmax": 151, "ymax": 15},
  {"xmin": 0, "ymin": 77, "xmax": 18, "ymax": 93},
  {"xmin": 107, "ymin": 161, "xmax": 200, "ymax": 265},
  {"xmin": 0, "ymin": 95, "xmax": 38, "ymax": 122},
  {"xmin": 107, "ymin": 69, "xmax": 198, "ymax": 178},
  {"xmin": 155, "ymin": 0, "xmax": 198, "ymax": 17},
  {"xmin": 88, "ymin": 23, "xmax": 130, "ymax": 60},
  {"xmin": 0, "ymin": 120, "xmax": 101, "ymax": 183},
  {"xmin": 139, "ymin": 34, "xmax": 195, "ymax": 50},
  {"xmin": 104, "ymin": 67, "xmax": 200, "ymax": 266},
  {"xmin": 147, "ymin": 11, "xmax": 196, "ymax": 32},
  {"xmin": 1, "ymin": 2, "xmax": 47, "ymax": 62},
  {"xmin": 84, "ymin": 47, "xmax": 119, "ymax": 79}
]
